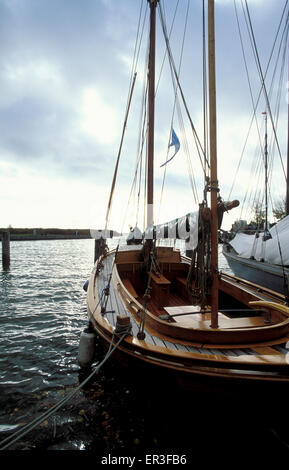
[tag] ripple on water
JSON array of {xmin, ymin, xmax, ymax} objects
[
  {"xmin": 0, "ymin": 239, "xmax": 94, "ymax": 401},
  {"xmin": 0, "ymin": 239, "xmax": 242, "ymax": 452}
]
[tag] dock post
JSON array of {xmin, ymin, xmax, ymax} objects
[
  {"xmin": 94, "ymin": 238, "xmax": 107, "ymax": 263},
  {"xmin": 2, "ymin": 231, "xmax": 10, "ymax": 270}
]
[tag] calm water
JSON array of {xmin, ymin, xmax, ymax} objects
[{"xmin": 1, "ymin": 239, "xmax": 289, "ymax": 460}]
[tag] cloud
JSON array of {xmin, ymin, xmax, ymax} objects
[
  {"xmin": 0, "ymin": 0, "xmax": 286, "ymax": 229},
  {"xmin": 80, "ymin": 87, "xmax": 119, "ymax": 145}
]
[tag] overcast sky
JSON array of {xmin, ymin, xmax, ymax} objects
[{"xmin": 0, "ymin": 0, "xmax": 288, "ymax": 232}]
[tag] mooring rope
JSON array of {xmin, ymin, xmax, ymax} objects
[{"xmin": 0, "ymin": 331, "xmax": 129, "ymax": 451}]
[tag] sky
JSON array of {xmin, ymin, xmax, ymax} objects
[{"xmin": 0, "ymin": 0, "xmax": 288, "ymax": 233}]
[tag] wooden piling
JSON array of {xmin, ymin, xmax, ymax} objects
[
  {"xmin": 94, "ymin": 238, "xmax": 107, "ymax": 263},
  {"xmin": 2, "ymin": 231, "xmax": 10, "ymax": 269}
]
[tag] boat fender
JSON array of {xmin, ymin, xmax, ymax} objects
[
  {"xmin": 83, "ymin": 280, "xmax": 89, "ymax": 292},
  {"xmin": 78, "ymin": 326, "xmax": 96, "ymax": 368}
]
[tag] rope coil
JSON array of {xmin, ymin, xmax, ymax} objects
[{"xmin": 115, "ymin": 316, "xmax": 132, "ymax": 336}]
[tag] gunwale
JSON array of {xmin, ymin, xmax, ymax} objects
[{"xmin": 87, "ymin": 249, "xmax": 289, "ymax": 384}]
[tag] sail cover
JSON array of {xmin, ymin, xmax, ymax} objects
[
  {"xmin": 144, "ymin": 211, "xmax": 199, "ymax": 250},
  {"xmin": 90, "ymin": 229, "xmax": 120, "ymax": 239},
  {"xmin": 90, "ymin": 211, "xmax": 199, "ymax": 250},
  {"xmin": 229, "ymin": 215, "xmax": 289, "ymax": 266}
]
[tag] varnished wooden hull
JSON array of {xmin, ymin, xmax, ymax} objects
[
  {"xmin": 87, "ymin": 247, "xmax": 289, "ymax": 393},
  {"xmin": 94, "ymin": 329, "xmax": 289, "ymax": 399}
]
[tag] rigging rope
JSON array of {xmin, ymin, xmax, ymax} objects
[
  {"xmin": 155, "ymin": 0, "xmax": 180, "ymax": 96},
  {"xmin": 242, "ymin": 14, "xmax": 289, "ymax": 223},
  {"xmin": 120, "ymin": 74, "xmax": 148, "ymax": 234},
  {"xmin": 267, "ymin": 17, "xmax": 289, "ymax": 208},
  {"xmin": 202, "ymin": 0, "xmax": 209, "ymax": 181},
  {"xmin": 137, "ymin": 238, "xmax": 158, "ymax": 339},
  {"xmin": 157, "ymin": 0, "xmax": 181, "ymax": 223},
  {"xmin": 0, "ymin": 331, "xmax": 130, "ymax": 450},
  {"xmin": 242, "ymin": 0, "xmax": 288, "ymax": 211},
  {"xmin": 157, "ymin": 0, "xmax": 199, "ymax": 222},
  {"xmin": 105, "ymin": 1, "xmax": 148, "ymax": 231},
  {"xmin": 243, "ymin": 0, "xmax": 286, "ymax": 179},
  {"xmin": 187, "ymin": 204, "xmax": 211, "ymax": 308},
  {"xmin": 119, "ymin": 21, "xmax": 150, "ymax": 234},
  {"xmin": 118, "ymin": 0, "xmax": 205, "ymax": 231},
  {"xmin": 91, "ymin": 243, "xmax": 120, "ymax": 320},
  {"xmin": 105, "ymin": 73, "xmax": 137, "ymax": 231},
  {"xmin": 228, "ymin": 0, "xmax": 289, "ymax": 206},
  {"xmin": 158, "ymin": 1, "xmax": 209, "ymax": 173}
]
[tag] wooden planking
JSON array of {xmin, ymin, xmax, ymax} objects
[
  {"xmin": 116, "ymin": 250, "xmax": 142, "ymax": 263},
  {"xmin": 168, "ymin": 312, "xmax": 229, "ymax": 326},
  {"xmin": 95, "ymin": 252, "xmax": 289, "ymax": 361},
  {"xmin": 204, "ymin": 348, "xmax": 221, "ymax": 355},
  {"xmin": 172, "ymin": 316, "xmax": 268, "ymax": 330},
  {"xmin": 218, "ymin": 274, "xmax": 286, "ymax": 308},
  {"xmin": 122, "ymin": 278, "xmax": 138, "ymax": 298},
  {"xmin": 185, "ymin": 346, "xmax": 203, "ymax": 354},
  {"xmin": 175, "ymin": 276, "xmax": 188, "ymax": 286},
  {"xmin": 272, "ymin": 344, "xmax": 289, "ymax": 354},
  {"xmin": 163, "ymin": 306, "xmax": 234, "ymax": 327},
  {"xmin": 100, "ymin": 257, "xmax": 115, "ymax": 326},
  {"xmin": 150, "ymin": 272, "xmax": 171, "ymax": 308},
  {"xmin": 174, "ymin": 343, "xmax": 191, "ymax": 352},
  {"xmin": 242, "ymin": 348, "xmax": 260, "ymax": 355},
  {"xmin": 151, "ymin": 335, "xmax": 167, "ymax": 348},
  {"xmin": 151, "ymin": 272, "xmax": 171, "ymax": 285},
  {"xmin": 164, "ymin": 305, "xmax": 210, "ymax": 315},
  {"xmin": 163, "ymin": 340, "xmax": 178, "ymax": 350},
  {"xmin": 100, "ymin": 254, "xmax": 158, "ymax": 346},
  {"xmin": 226, "ymin": 348, "xmax": 254, "ymax": 356},
  {"xmin": 172, "ymin": 314, "xmax": 209, "ymax": 326},
  {"xmin": 220, "ymin": 349, "xmax": 239, "ymax": 357},
  {"xmin": 252, "ymin": 346, "xmax": 280, "ymax": 355},
  {"xmin": 156, "ymin": 247, "xmax": 181, "ymax": 263}
]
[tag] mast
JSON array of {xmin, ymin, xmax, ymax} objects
[
  {"xmin": 208, "ymin": 0, "xmax": 219, "ymax": 328},
  {"xmin": 147, "ymin": 0, "xmax": 158, "ymax": 228}
]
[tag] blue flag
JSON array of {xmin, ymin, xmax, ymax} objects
[{"xmin": 160, "ymin": 129, "xmax": 180, "ymax": 167}]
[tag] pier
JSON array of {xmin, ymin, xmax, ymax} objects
[
  {"xmin": 0, "ymin": 228, "xmax": 92, "ymax": 241},
  {"xmin": 1, "ymin": 228, "xmax": 92, "ymax": 269}
]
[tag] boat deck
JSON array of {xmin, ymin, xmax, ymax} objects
[{"xmin": 95, "ymin": 252, "xmax": 289, "ymax": 359}]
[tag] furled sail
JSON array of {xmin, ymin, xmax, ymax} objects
[
  {"xmin": 90, "ymin": 229, "xmax": 120, "ymax": 239},
  {"xmin": 144, "ymin": 210, "xmax": 199, "ymax": 250},
  {"xmin": 126, "ymin": 226, "xmax": 143, "ymax": 245},
  {"xmin": 229, "ymin": 215, "xmax": 289, "ymax": 265}
]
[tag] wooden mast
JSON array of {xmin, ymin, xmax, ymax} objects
[
  {"xmin": 147, "ymin": 0, "xmax": 158, "ymax": 228},
  {"xmin": 208, "ymin": 0, "xmax": 219, "ymax": 328}
]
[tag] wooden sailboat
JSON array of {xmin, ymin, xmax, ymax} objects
[{"xmin": 87, "ymin": 0, "xmax": 289, "ymax": 394}]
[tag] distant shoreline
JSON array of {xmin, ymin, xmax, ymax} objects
[{"xmin": 0, "ymin": 228, "xmax": 92, "ymax": 241}]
